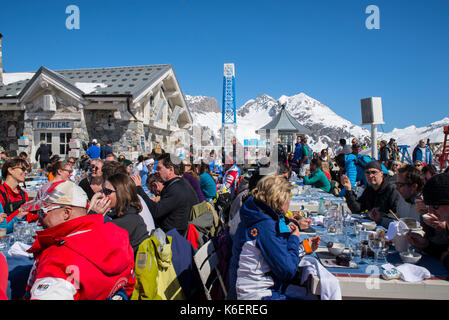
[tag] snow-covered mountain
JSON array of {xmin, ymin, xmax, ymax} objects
[
  {"xmin": 379, "ymin": 118, "xmax": 449, "ymax": 151},
  {"xmin": 185, "ymin": 92, "xmax": 448, "ymax": 153}
]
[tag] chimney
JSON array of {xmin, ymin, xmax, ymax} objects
[{"xmin": 0, "ymin": 33, "xmax": 3, "ymax": 85}]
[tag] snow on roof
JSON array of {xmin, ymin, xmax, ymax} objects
[
  {"xmin": 74, "ymin": 82, "xmax": 108, "ymax": 94},
  {"xmin": 2, "ymin": 72, "xmax": 35, "ymax": 85}
]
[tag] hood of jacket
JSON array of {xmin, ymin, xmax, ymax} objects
[
  {"xmin": 149, "ymin": 235, "xmax": 173, "ymax": 269},
  {"xmin": 239, "ymin": 196, "xmax": 281, "ymax": 229},
  {"xmin": 28, "ymin": 214, "xmax": 134, "ymax": 277}
]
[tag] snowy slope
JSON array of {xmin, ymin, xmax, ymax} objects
[{"xmin": 379, "ymin": 118, "xmax": 449, "ymax": 150}]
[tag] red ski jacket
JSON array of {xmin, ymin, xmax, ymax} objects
[{"xmin": 26, "ymin": 214, "xmax": 135, "ymax": 300}]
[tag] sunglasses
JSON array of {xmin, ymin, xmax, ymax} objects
[
  {"xmin": 415, "ymin": 163, "xmax": 423, "ymax": 167},
  {"xmin": 36, "ymin": 205, "xmax": 63, "ymax": 219},
  {"xmin": 90, "ymin": 166, "xmax": 100, "ymax": 171},
  {"xmin": 102, "ymin": 188, "xmax": 116, "ymax": 196},
  {"xmin": 68, "ymin": 161, "xmax": 76, "ymax": 164},
  {"xmin": 365, "ymin": 170, "xmax": 381, "ymax": 176},
  {"xmin": 13, "ymin": 166, "xmax": 28, "ymax": 172}
]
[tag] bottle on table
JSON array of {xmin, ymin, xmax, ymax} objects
[{"xmin": 318, "ymin": 197, "xmax": 325, "ymax": 216}]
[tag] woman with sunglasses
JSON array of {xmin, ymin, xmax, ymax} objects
[
  {"xmin": 0, "ymin": 158, "xmax": 32, "ymax": 226},
  {"xmin": 35, "ymin": 161, "xmax": 73, "ymax": 201},
  {"xmin": 92, "ymin": 173, "xmax": 149, "ymax": 256},
  {"xmin": 79, "ymin": 159, "xmax": 104, "ymax": 201}
]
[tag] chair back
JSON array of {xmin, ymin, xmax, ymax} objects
[{"xmin": 193, "ymin": 239, "xmax": 227, "ymax": 300}]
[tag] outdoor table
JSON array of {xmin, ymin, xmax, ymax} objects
[
  {"xmin": 298, "ymin": 221, "xmax": 449, "ymax": 300},
  {"xmin": 289, "ymin": 183, "xmax": 449, "ymax": 299}
]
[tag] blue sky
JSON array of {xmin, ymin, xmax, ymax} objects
[{"xmin": 1, "ymin": 0, "xmax": 448, "ymax": 131}]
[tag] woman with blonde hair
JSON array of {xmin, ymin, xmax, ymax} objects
[
  {"xmin": 391, "ymin": 160, "xmax": 404, "ymax": 175},
  {"xmin": 229, "ymin": 174, "xmax": 320, "ymax": 300}
]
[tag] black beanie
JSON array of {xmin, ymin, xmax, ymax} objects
[
  {"xmin": 423, "ymin": 173, "xmax": 449, "ymax": 206},
  {"xmin": 365, "ymin": 160, "xmax": 382, "ymax": 172}
]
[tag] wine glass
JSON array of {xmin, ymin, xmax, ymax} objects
[
  {"xmin": 347, "ymin": 220, "xmax": 357, "ymax": 237},
  {"xmin": 368, "ymin": 238, "xmax": 385, "ymax": 264},
  {"xmin": 324, "ymin": 216, "xmax": 336, "ymax": 234},
  {"xmin": 13, "ymin": 221, "xmax": 27, "ymax": 243},
  {"xmin": 354, "ymin": 242, "xmax": 364, "ymax": 264}
]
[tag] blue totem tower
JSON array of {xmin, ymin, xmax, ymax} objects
[{"xmin": 221, "ymin": 63, "xmax": 236, "ymax": 162}]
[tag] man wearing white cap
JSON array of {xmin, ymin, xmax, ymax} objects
[{"xmin": 22, "ymin": 180, "xmax": 135, "ymax": 300}]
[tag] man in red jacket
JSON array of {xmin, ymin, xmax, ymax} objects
[{"xmin": 22, "ymin": 180, "xmax": 135, "ymax": 300}]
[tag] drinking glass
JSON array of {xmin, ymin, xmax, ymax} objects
[
  {"xmin": 0, "ymin": 236, "xmax": 9, "ymax": 255},
  {"xmin": 324, "ymin": 216, "xmax": 336, "ymax": 234},
  {"xmin": 23, "ymin": 224, "xmax": 35, "ymax": 244},
  {"xmin": 13, "ymin": 221, "xmax": 27, "ymax": 243},
  {"xmin": 368, "ymin": 238, "xmax": 385, "ymax": 264},
  {"xmin": 378, "ymin": 244, "xmax": 389, "ymax": 264},
  {"xmin": 353, "ymin": 242, "xmax": 364, "ymax": 264},
  {"xmin": 355, "ymin": 223, "xmax": 363, "ymax": 242},
  {"xmin": 347, "ymin": 220, "xmax": 356, "ymax": 237}
]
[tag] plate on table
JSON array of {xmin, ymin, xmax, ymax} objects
[{"xmin": 316, "ymin": 251, "xmax": 358, "ymax": 269}]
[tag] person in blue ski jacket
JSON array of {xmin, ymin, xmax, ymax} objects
[
  {"xmin": 412, "ymin": 139, "xmax": 433, "ymax": 165},
  {"xmin": 293, "ymin": 136, "xmax": 303, "ymax": 167},
  {"xmin": 335, "ymin": 153, "xmax": 358, "ymax": 197},
  {"xmin": 229, "ymin": 174, "xmax": 320, "ymax": 300}
]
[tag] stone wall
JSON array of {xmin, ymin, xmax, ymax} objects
[
  {"xmin": 84, "ymin": 110, "xmax": 146, "ymax": 158},
  {"xmin": 0, "ymin": 110, "xmax": 25, "ymax": 157}
]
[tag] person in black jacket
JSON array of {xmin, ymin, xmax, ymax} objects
[
  {"xmin": 341, "ymin": 160, "xmax": 401, "ymax": 228},
  {"xmin": 407, "ymin": 173, "xmax": 449, "ymax": 271},
  {"xmin": 35, "ymin": 141, "xmax": 52, "ymax": 169},
  {"xmin": 379, "ymin": 140, "xmax": 390, "ymax": 164},
  {"xmin": 100, "ymin": 173, "xmax": 149, "ymax": 256},
  {"xmin": 136, "ymin": 153, "xmax": 198, "ymax": 236}
]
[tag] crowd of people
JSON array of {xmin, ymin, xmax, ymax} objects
[{"xmin": 0, "ymin": 134, "xmax": 448, "ymax": 300}]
